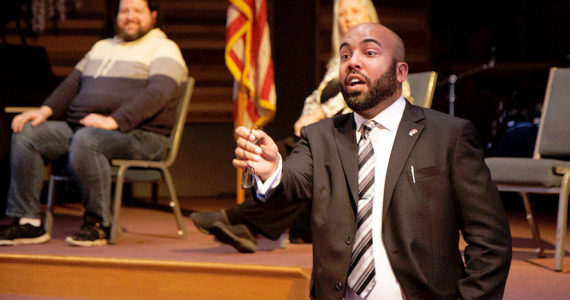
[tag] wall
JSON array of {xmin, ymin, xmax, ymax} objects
[{"xmin": 133, "ymin": 123, "xmax": 236, "ymax": 199}]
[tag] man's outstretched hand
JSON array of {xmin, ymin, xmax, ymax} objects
[{"xmin": 232, "ymin": 126, "xmax": 280, "ymax": 182}]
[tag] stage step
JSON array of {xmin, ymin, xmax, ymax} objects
[{"xmin": 0, "ymin": 253, "xmax": 311, "ymax": 299}]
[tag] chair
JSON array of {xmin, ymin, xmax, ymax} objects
[
  {"xmin": 407, "ymin": 71, "xmax": 438, "ymax": 108},
  {"xmin": 485, "ymin": 67, "xmax": 570, "ymax": 271},
  {"xmin": 45, "ymin": 76, "xmax": 195, "ymax": 244}
]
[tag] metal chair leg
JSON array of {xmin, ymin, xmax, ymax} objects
[
  {"xmin": 520, "ymin": 192, "xmax": 545, "ymax": 258},
  {"xmin": 109, "ymin": 166, "xmax": 127, "ymax": 244},
  {"xmin": 553, "ymin": 172, "xmax": 569, "ymax": 271},
  {"xmin": 45, "ymin": 175, "xmax": 57, "ymax": 235},
  {"xmin": 162, "ymin": 167, "xmax": 186, "ymax": 239}
]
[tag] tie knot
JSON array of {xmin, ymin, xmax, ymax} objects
[{"xmin": 360, "ymin": 120, "xmax": 375, "ymax": 141}]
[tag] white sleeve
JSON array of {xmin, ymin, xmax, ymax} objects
[{"xmin": 254, "ymin": 153, "xmax": 283, "ymax": 201}]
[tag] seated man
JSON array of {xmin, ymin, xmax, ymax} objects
[{"xmin": 0, "ymin": 0, "xmax": 188, "ymax": 247}]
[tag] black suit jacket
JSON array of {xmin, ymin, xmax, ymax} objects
[{"xmin": 264, "ymin": 102, "xmax": 512, "ymax": 300}]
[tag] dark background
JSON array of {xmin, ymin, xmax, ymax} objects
[
  {"xmin": 270, "ymin": 0, "xmax": 570, "ymax": 153},
  {"xmin": 1, "ymin": 0, "xmax": 568, "ymax": 207}
]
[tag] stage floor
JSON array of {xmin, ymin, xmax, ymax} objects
[
  {"xmin": 0, "ymin": 196, "xmax": 569, "ymax": 299},
  {"xmin": 0, "ymin": 197, "xmax": 312, "ymax": 268}
]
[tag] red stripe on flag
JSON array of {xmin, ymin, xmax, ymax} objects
[
  {"xmin": 228, "ymin": 50, "xmax": 244, "ymax": 72},
  {"xmin": 226, "ymin": 14, "xmax": 248, "ymax": 42},
  {"xmin": 253, "ymin": 0, "xmax": 267, "ymax": 52},
  {"xmin": 246, "ymin": 96, "xmax": 259, "ymax": 123},
  {"xmin": 261, "ymin": 59, "xmax": 274, "ymax": 99}
]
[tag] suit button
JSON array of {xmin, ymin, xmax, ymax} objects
[
  {"xmin": 345, "ymin": 235, "xmax": 352, "ymax": 245},
  {"xmin": 335, "ymin": 281, "xmax": 343, "ymax": 291}
]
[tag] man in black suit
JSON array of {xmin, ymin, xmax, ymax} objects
[{"xmin": 233, "ymin": 23, "xmax": 511, "ymax": 299}]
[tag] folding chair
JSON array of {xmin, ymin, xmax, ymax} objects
[
  {"xmin": 485, "ymin": 67, "xmax": 570, "ymax": 271},
  {"xmin": 407, "ymin": 71, "xmax": 438, "ymax": 108},
  {"xmin": 45, "ymin": 76, "xmax": 195, "ymax": 245}
]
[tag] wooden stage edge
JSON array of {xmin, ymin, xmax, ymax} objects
[{"xmin": 0, "ymin": 253, "xmax": 312, "ymax": 299}]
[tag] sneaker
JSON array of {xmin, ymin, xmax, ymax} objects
[
  {"xmin": 0, "ymin": 222, "xmax": 50, "ymax": 246},
  {"xmin": 210, "ymin": 221, "xmax": 257, "ymax": 253},
  {"xmin": 65, "ymin": 219, "xmax": 109, "ymax": 247},
  {"xmin": 189, "ymin": 209, "xmax": 230, "ymax": 234}
]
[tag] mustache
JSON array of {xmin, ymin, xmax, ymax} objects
[{"xmin": 343, "ymin": 70, "xmax": 369, "ymax": 85}]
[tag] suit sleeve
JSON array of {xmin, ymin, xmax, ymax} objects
[{"xmin": 452, "ymin": 121, "xmax": 512, "ymax": 299}]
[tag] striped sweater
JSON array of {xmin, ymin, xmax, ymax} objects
[{"xmin": 44, "ymin": 28, "xmax": 188, "ymax": 136}]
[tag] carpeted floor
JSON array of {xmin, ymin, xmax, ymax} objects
[{"xmin": 0, "ymin": 196, "xmax": 568, "ymax": 299}]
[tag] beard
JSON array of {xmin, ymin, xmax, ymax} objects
[
  {"xmin": 340, "ymin": 59, "xmax": 399, "ymax": 113},
  {"xmin": 116, "ymin": 23, "xmax": 153, "ymax": 42}
]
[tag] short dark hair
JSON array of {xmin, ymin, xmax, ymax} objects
[
  {"xmin": 103, "ymin": 0, "xmax": 163, "ymax": 38},
  {"xmin": 146, "ymin": 0, "xmax": 160, "ymax": 12},
  {"xmin": 114, "ymin": 0, "xmax": 160, "ymax": 15},
  {"xmin": 147, "ymin": 0, "xmax": 163, "ymax": 28}
]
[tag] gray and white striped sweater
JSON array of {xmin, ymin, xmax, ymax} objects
[{"xmin": 43, "ymin": 28, "xmax": 188, "ymax": 136}]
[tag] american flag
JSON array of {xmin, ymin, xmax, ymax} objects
[{"xmin": 225, "ymin": 0, "xmax": 276, "ymax": 129}]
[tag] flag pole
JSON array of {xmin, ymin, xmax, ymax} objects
[
  {"xmin": 236, "ymin": 169, "xmax": 245, "ymax": 203},
  {"xmin": 227, "ymin": 0, "xmax": 276, "ymax": 204},
  {"xmin": 236, "ymin": 83, "xmax": 248, "ymax": 204}
]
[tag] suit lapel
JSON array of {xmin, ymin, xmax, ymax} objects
[
  {"xmin": 333, "ymin": 114, "xmax": 359, "ymax": 206},
  {"xmin": 383, "ymin": 102, "xmax": 425, "ymax": 217}
]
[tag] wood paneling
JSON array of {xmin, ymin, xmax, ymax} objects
[
  {"xmin": 0, "ymin": 253, "xmax": 311, "ymax": 299},
  {"xmin": 2, "ymin": 0, "xmax": 432, "ymax": 124}
]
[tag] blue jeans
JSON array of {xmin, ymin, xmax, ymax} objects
[{"xmin": 6, "ymin": 121, "xmax": 168, "ymax": 226}]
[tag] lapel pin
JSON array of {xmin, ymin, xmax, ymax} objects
[{"xmin": 409, "ymin": 129, "xmax": 418, "ymax": 136}]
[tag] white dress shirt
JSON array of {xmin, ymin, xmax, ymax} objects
[
  {"xmin": 257, "ymin": 97, "xmax": 408, "ymax": 300},
  {"xmin": 346, "ymin": 96, "xmax": 406, "ymax": 300}
]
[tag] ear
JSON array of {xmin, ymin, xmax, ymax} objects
[
  {"xmin": 151, "ymin": 10, "xmax": 158, "ymax": 25},
  {"xmin": 396, "ymin": 62, "xmax": 408, "ymax": 83}
]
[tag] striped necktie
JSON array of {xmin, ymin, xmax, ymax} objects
[{"xmin": 348, "ymin": 120, "xmax": 376, "ymax": 298}]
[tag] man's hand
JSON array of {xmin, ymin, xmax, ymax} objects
[
  {"xmin": 232, "ymin": 126, "xmax": 279, "ymax": 182},
  {"xmin": 11, "ymin": 106, "xmax": 53, "ymax": 132},
  {"xmin": 294, "ymin": 109, "xmax": 325, "ymax": 137},
  {"xmin": 79, "ymin": 114, "xmax": 119, "ymax": 130}
]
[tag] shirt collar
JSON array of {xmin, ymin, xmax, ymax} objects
[{"xmin": 354, "ymin": 96, "xmax": 406, "ymax": 134}]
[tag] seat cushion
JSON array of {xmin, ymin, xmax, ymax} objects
[
  {"xmin": 485, "ymin": 158, "xmax": 570, "ymax": 187},
  {"xmin": 123, "ymin": 169, "xmax": 163, "ymax": 182},
  {"xmin": 51, "ymin": 162, "xmax": 162, "ymax": 182}
]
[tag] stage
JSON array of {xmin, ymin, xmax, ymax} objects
[{"xmin": 0, "ymin": 197, "xmax": 568, "ymax": 299}]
